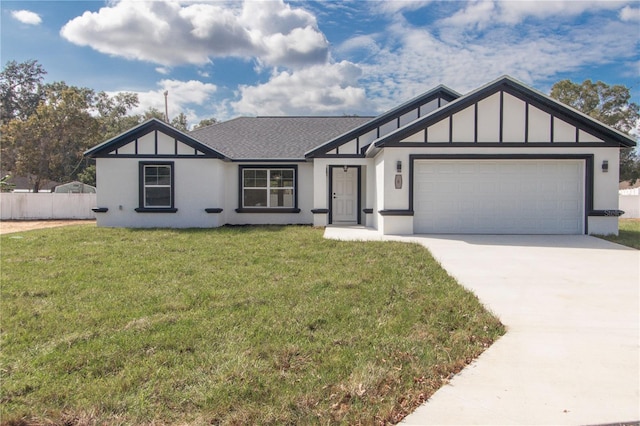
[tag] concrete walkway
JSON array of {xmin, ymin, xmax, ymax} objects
[{"xmin": 324, "ymin": 227, "xmax": 640, "ymax": 425}]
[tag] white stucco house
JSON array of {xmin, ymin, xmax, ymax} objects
[{"xmin": 85, "ymin": 76, "xmax": 636, "ymax": 235}]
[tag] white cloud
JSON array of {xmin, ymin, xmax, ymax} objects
[
  {"xmin": 335, "ymin": 35, "xmax": 381, "ymax": 58},
  {"xmin": 60, "ymin": 0, "xmax": 328, "ymax": 68},
  {"xmin": 620, "ymin": 60, "xmax": 640, "ymax": 79},
  {"xmin": 86, "ymin": 1, "xmax": 638, "ymax": 121},
  {"xmin": 620, "ymin": 6, "xmax": 640, "ymax": 21},
  {"xmin": 231, "ymin": 61, "xmax": 367, "ymax": 116},
  {"xmin": 11, "ymin": 10, "xmax": 42, "ymax": 25},
  {"xmin": 257, "ymin": 25, "xmax": 329, "ymax": 68},
  {"xmin": 354, "ymin": 14, "xmax": 640, "ymax": 113},
  {"xmin": 155, "ymin": 67, "xmax": 171, "ymax": 75},
  {"xmin": 439, "ymin": 1, "xmax": 496, "ymax": 29},
  {"xmin": 500, "ymin": 0, "xmax": 625, "ymax": 23},
  {"xmin": 370, "ymin": 1, "xmax": 433, "ymax": 15},
  {"xmin": 438, "ymin": 0, "xmax": 627, "ymax": 27},
  {"xmin": 121, "ymin": 79, "xmax": 217, "ymax": 125},
  {"xmin": 240, "ymin": 0, "xmax": 317, "ymax": 36}
]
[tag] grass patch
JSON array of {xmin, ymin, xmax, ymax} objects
[
  {"xmin": 596, "ymin": 219, "xmax": 640, "ymax": 249},
  {"xmin": 1, "ymin": 225, "xmax": 504, "ymax": 425}
]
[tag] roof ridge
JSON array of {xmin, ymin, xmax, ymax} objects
[
  {"xmin": 187, "ymin": 115, "xmax": 372, "ymax": 160},
  {"xmin": 304, "ymin": 85, "xmax": 461, "ymax": 158},
  {"xmin": 254, "ymin": 115, "xmax": 375, "ymax": 119}
]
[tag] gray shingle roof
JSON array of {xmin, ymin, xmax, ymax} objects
[{"xmin": 189, "ymin": 116, "xmax": 373, "ymax": 160}]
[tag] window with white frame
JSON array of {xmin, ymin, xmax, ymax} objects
[
  {"xmin": 242, "ymin": 168, "xmax": 295, "ymax": 208},
  {"xmin": 138, "ymin": 162, "xmax": 175, "ymax": 210}
]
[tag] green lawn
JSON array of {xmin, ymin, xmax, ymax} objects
[
  {"xmin": 597, "ymin": 219, "xmax": 640, "ymax": 249},
  {"xmin": 1, "ymin": 225, "xmax": 504, "ymax": 425}
]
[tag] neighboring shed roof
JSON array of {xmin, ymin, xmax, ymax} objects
[
  {"xmin": 189, "ymin": 116, "xmax": 373, "ymax": 160},
  {"xmin": 54, "ymin": 181, "xmax": 96, "ymax": 193}
]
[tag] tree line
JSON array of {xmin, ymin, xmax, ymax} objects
[
  {"xmin": 1, "ymin": 60, "xmax": 639, "ymax": 192},
  {"xmin": 0, "ymin": 60, "xmax": 217, "ymax": 191},
  {"xmin": 550, "ymin": 79, "xmax": 639, "ymax": 184}
]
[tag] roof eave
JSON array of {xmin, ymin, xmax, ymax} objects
[
  {"xmin": 305, "ymin": 86, "xmax": 461, "ymax": 158},
  {"xmin": 84, "ymin": 118, "xmax": 229, "ymax": 159},
  {"xmin": 229, "ymin": 158, "xmax": 307, "ymax": 163},
  {"xmin": 374, "ymin": 75, "xmax": 637, "ymax": 148},
  {"xmin": 499, "ymin": 76, "xmax": 636, "ymax": 147}
]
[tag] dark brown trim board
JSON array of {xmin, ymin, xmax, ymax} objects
[
  {"xmin": 237, "ymin": 164, "xmax": 299, "ymax": 212},
  {"xmin": 328, "ymin": 165, "xmax": 362, "ymax": 225},
  {"xmin": 137, "ymin": 160, "xmax": 176, "ymax": 212},
  {"xmin": 408, "ymin": 154, "xmax": 594, "ymax": 234}
]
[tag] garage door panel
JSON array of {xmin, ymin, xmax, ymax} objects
[{"xmin": 413, "ymin": 160, "xmax": 584, "ymax": 234}]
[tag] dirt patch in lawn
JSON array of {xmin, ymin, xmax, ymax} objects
[{"xmin": 0, "ymin": 220, "xmax": 96, "ymax": 235}]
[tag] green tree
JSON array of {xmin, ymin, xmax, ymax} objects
[
  {"xmin": 95, "ymin": 91, "xmax": 140, "ymax": 139},
  {"xmin": 1, "ymin": 59, "xmax": 143, "ymax": 190},
  {"xmin": 0, "ymin": 59, "xmax": 47, "ymax": 125},
  {"xmin": 193, "ymin": 117, "xmax": 218, "ymax": 129},
  {"xmin": 550, "ymin": 79, "xmax": 640, "ymax": 183},
  {"xmin": 1, "ymin": 83, "xmax": 99, "ymax": 191},
  {"xmin": 0, "ymin": 174, "xmax": 15, "ymax": 192},
  {"xmin": 142, "ymin": 107, "xmax": 166, "ymax": 121},
  {"xmin": 170, "ymin": 112, "xmax": 188, "ymax": 131},
  {"xmin": 77, "ymin": 164, "xmax": 96, "ymax": 187}
]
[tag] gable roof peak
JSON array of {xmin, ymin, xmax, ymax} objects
[
  {"xmin": 368, "ymin": 75, "xmax": 635, "ymax": 151},
  {"xmin": 304, "ymin": 84, "xmax": 461, "ymax": 158},
  {"xmin": 84, "ymin": 116, "xmax": 227, "ymax": 159}
]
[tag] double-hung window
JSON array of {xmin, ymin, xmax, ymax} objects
[
  {"xmin": 238, "ymin": 166, "xmax": 299, "ymax": 212},
  {"xmin": 136, "ymin": 161, "xmax": 177, "ymax": 212}
]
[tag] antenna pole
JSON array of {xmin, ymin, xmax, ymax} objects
[{"xmin": 164, "ymin": 91, "xmax": 169, "ymax": 123}]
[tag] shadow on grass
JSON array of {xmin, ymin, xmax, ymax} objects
[{"xmin": 594, "ymin": 219, "xmax": 640, "ymax": 250}]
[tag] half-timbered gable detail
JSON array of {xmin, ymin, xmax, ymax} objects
[
  {"xmin": 371, "ymin": 76, "xmax": 632, "ymax": 149},
  {"xmin": 85, "ymin": 118, "xmax": 226, "ymax": 159},
  {"xmin": 305, "ymin": 85, "xmax": 460, "ymax": 158}
]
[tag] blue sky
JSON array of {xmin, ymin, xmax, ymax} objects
[{"xmin": 2, "ymin": 0, "xmax": 639, "ymax": 127}]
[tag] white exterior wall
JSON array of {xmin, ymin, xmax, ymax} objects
[
  {"xmin": 380, "ymin": 149, "xmax": 412, "ymax": 234},
  {"xmin": 372, "ymin": 146, "xmax": 621, "ymax": 235},
  {"xmin": 503, "ymin": 95, "xmax": 526, "ymax": 141},
  {"xmin": 452, "ymin": 106, "xmax": 475, "ymax": 142},
  {"xmin": 95, "ymin": 157, "xmax": 225, "ymax": 228},
  {"xmin": 477, "ymin": 93, "xmax": 501, "ymax": 142},
  {"xmin": 225, "ymin": 162, "xmax": 314, "ymax": 226},
  {"xmin": 589, "ymin": 147, "xmax": 621, "ymax": 235},
  {"xmin": 312, "ymin": 159, "xmax": 329, "ymax": 227},
  {"xmin": 365, "ymin": 160, "xmax": 376, "ymax": 227},
  {"xmin": 311, "ymin": 158, "xmax": 374, "ymax": 227},
  {"xmin": 374, "ymin": 153, "xmax": 385, "ymax": 232}
]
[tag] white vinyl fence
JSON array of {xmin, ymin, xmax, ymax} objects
[
  {"xmin": 0, "ymin": 193, "xmax": 97, "ymax": 220},
  {"xmin": 619, "ymin": 194, "xmax": 640, "ymax": 219},
  {"xmin": 619, "ymin": 187, "xmax": 640, "ymax": 196}
]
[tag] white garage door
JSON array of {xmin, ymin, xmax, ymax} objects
[{"xmin": 413, "ymin": 160, "xmax": 584, "ymax": 234}]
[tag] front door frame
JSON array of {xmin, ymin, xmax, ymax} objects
[{"xmin": 328, "ymin": 165, "xmax": 362, "ymax": 225}]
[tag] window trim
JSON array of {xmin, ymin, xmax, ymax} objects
[
  {"xmin": 135, "ymin": 161, "xmax": 177, "ymax": 213},
  {"xmin": 236, "ymin": 165, "xmax": 300, "ymax": 213}
]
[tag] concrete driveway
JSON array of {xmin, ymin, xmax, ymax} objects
[{"xmin": 324, "ymin": 229, "xmax": 640, "ymax": 425}]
